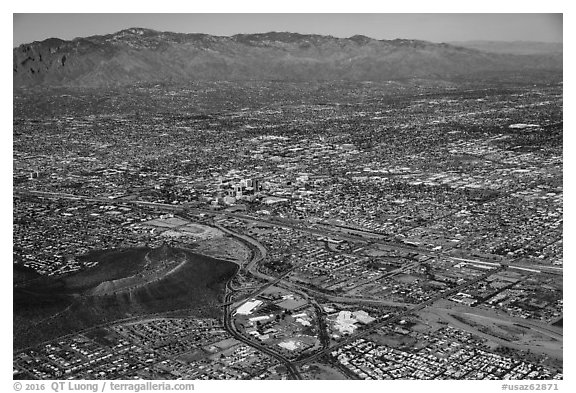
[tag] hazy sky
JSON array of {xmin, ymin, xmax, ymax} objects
[{"xmin": 13, "ymin": 13, "xmax": 563, "ymax": 47}]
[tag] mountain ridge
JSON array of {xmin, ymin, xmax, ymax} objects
[
  {"xmin": 448, "ymin": 40, "xmax": 562, "ymax": 55},
  {"xmin": 13, "ymin": 28, "xmax": 562, "ymax": 87}
]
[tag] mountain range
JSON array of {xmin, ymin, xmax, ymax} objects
[{"xmin": 13, "ymin": 28, "xmax": 563, "ymax": 87}]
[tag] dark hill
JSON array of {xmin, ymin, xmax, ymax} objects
[
  {"xmin": 13, "ymin": 28, "xmax": 562, "ymax": 87},
  {"xmin": 14, "ymin": 246, "xmax": 237, "ymax": 351},
  {"xmin": 13, "ymin": 263, "xmax": 44, "ymax": 284}
]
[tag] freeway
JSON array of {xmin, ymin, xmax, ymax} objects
[
  {"xmin": 209, "ymin": 219, "xmax": 414, "ymax": 309},
  {"xmin": 221, "ymin": 266, "xmax": 302, "ymax": 379},
  {"xmin": 207, "ymin": 220, "xmax": 506, "ymax": 369},
  {"xmin": 16, "ymin": 189, "xmax": 562, "ymax": 275},
  {"xmin": 210, "ymin": 222, "xmax": 267, "ymax": 273},
  {"xmin": 191, "ymin": 208, "xmax": 562, "ymax": 276},
  {"xmin": 210, "ymin": 220, "xmax": 304, "ymax": 378}
]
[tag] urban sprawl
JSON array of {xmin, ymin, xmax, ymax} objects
[{"xmin": 13, "ymin": 80, "xmax": 562, "ymax": 380}]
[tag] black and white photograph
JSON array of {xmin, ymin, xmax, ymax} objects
[{"xmin": 10, "ymin": 4, "xmax": 567, "ymax": 389}]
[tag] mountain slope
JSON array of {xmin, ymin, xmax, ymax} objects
[
  {"xmin": 448, "ymin": 40, "xmax": 563, "ymax": 55},
  {"xmin": 13, "ymin": 28, "xmax": 562, "ymax": 87}
]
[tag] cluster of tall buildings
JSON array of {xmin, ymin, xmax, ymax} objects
[{"xmin": 215, "ymin": 177, "xmax": 262, "ymax": 205}]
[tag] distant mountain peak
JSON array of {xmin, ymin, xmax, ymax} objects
[
  {"xmin": 119, "ymin": 27, "xmax": 158, "ymax": 35},
  {"xmin": 348, "ymin": 35, "xmax": 374, "ymax": 44}
]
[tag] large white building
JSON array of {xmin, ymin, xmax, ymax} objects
[{"xmin": 235, "ymin": 299, "xmax": 263, "ymax": 316}]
